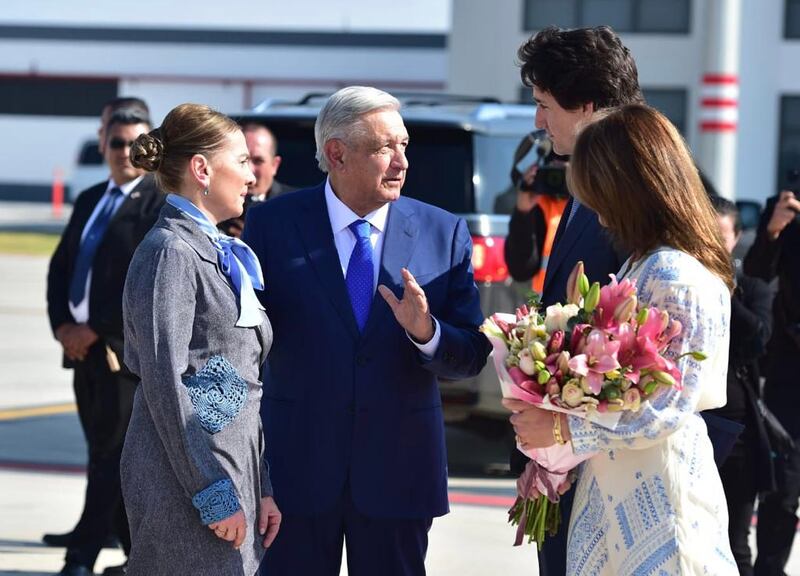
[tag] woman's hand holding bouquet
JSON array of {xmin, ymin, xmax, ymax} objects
[{"xmin": 480, "ymin": 261, "xmax": 705, "ymax": 549}]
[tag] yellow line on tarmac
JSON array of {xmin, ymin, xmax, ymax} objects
[{"xmin": 0, "ymin": 402, "xmax": 76, "ymax": 421}]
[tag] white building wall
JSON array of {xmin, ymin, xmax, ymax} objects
[
  {"xmin": 448, "ymin": 0, "xmax": 794, "ymax": 203},
  {"xmin": 0, "ymin": 0, "xmax": 450, "ymax": 33},
  {"xmin": 0, "ymin": 0, "xmax": 450, "ymax": 196}
]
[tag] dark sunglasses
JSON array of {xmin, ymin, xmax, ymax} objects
[{"xmin": 108, "ymin": 138, "xmax": 136, "ymax": 150}]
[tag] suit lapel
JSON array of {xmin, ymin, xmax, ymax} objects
[
  {"xmin": 294, "ymin": 186, "xmax": 360, "ymax": 340},
  {"xmin": 362, "ymin": 199, "xmax": 418, "ymax": 339},
  {"xmin": 108, "ymin": 176, "xmax": 152, "ymax": 225},
  {"xmin": 73, "ymin": 183, "xmax": 108, "ymax": 232},
  {"xmin": 543, "ymin": 202, "xmax": 593, "ymax": 296}
]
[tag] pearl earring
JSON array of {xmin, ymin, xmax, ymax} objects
[{"xmin": 203, "ymin": 188, "xmax": 209, "ymax": 196}]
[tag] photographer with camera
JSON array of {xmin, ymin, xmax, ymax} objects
[
  {"xmin": 744, "ymin": 178, "xmax": 800, "ymax": 576},
  {"xmin": 503, "ymin": 130, "xmax": 569, "ymax": 292}
]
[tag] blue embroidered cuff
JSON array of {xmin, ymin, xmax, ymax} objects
[
  {"xmin": 568, "ymin": 414, "xmax": 600, "ymax": 455},
  {"xmin": 192, "ymin": 478, "xmax": 241, "ymax": 525}
]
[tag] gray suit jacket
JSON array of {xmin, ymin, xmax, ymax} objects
[{"xmin": 121, "ymin": 203, "xmax": 272, "ymax": 576}]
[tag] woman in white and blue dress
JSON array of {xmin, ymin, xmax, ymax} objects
[
  {"xmin": 506, "ymin": 104, "xmax": 738, "ymax": 575},
  {"xmin": 121, "ymin": 104, "xmax": 281, "ymax": 576}
]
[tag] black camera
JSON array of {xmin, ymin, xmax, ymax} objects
[
  {"xmin": 510, "ymin": 130, "xmax": 569, "ymax": 198},
  {"xmin": 529, "ymin": 164, "xmax": 568, "ymax": 198}
]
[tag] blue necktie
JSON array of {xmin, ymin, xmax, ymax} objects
[
  {"xmin": 346, "ymin": 220, "xmax": 374, "ymax": 332},
  {"xmin": 69, "ymin": 187, "xmax": 123, "ymax": 306}
]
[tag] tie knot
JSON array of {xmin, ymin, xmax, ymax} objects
[
  {"xmin": 109, "ymin": 186, "xmax": 123, "ymax": 198},
  {"xmin": 348, "ymin": 220, "xmax": 371, "ymax": 240}
]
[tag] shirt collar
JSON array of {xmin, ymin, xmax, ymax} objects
[
  {"xmin": 324, "ymin": 178, "xmax": 389, "ymax": 235},
  {"xmin": 107, "ymin": 175, "xmax": 143, "ymax": 197}
]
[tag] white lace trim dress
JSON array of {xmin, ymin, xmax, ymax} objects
[{"xmin": 565, "ymin": 248, "xmax": 738, "ymax": 575}]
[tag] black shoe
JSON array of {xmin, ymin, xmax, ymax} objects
[
  {"xmin": 43, "ymin": 531, "xmax": 72, "ymax": 547},
  {"xmin": 102, "ymin": 563, "xmax": 127, "ymax": 576},
  {"xmin": 43, "ymin": 532, "xmax": 120, "ymax": 549},
  {"xmin": 57, "ymin": 562, "xmax": 94, "ymax": 576}
]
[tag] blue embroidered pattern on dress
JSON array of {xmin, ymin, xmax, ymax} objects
[
  {"xmin": 566, "ymin": 250, "xmax": 736, "ymax": 574},
  {"xmin": 183, "ymin": 355, "xmax": 247, "ymax": 434},
  {"xmin": 568, "ymin": 478, "xmax": 610, "ymax": 575},
  {"xmin": 569, "ymin": 250, "xmax": 729, "ymax": 455},
  {"xmin": 616, "ymin": 475, "xmax": 678, "ymax": 574},
  {"xmin": 192, "ymin": 478, "xmax": 241, "ymax": 525}
]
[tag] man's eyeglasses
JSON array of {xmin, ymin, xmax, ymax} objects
[{"xmin": 108, "ymin": 138, "xmax": 136, "ymax": 150}]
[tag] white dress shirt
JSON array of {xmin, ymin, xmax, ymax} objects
[
  {"xmin": 324, "ymin": 179, "xmax": 441, "ymax": 356},
  {"xmin": 69, "ymin": 176, "xmax": 142, "ymax": 323}
]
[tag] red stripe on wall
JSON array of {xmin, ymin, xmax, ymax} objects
[
  {"xmin": 700, "ymin": 121, "xmax": 737, "ymax": 132},
  {"xmin": 701, "ymin": 98, "xmax": 738, "ymax": 108},
  {"xmin": 702, "ymin": 74, "xmax": 738, "ymax": 85}
]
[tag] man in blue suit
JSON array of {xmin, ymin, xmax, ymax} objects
[
  {"xmin": 504, "ymin": 26, "xmax": 641, "ymax": 576},
  {"xmin": 506, "ymin": 26, "xmax": 741, "ymax": 576},
  {"xmin": 243, "ymin": 86, "xmax": 491, "ymax": 576}
]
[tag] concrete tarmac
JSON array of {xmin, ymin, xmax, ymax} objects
[
  {"xmin": 1, "ymin": 228, "xmax": 797, "ymax": 575},
  {"xmin": 0, "ymin": 252, "xmax": 537, "ymax": 575}
]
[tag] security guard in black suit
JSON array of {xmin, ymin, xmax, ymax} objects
[{"xmin": 46, "ymin": 107, "xmax": 163, "ymax": 576}]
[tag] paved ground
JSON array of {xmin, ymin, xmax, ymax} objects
[
  {"xmin": 0, "ymin": 251, "xmax": 538, "ymax": 575},
  {"xmin": 1, "ymin": 208, "xmax": 798, "ymax": 575},
  {"xmin": 0, "ymin": 202, "xmax": 72, "ymax": 235}
]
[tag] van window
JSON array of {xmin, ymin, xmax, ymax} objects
[
  {"xmin": 257, "ymin": 119, "xmax": 475, "ymax": 213},
  {"xmin": 78, "ymin": 141, "xmax": 103, "ymax": 165},
  {"xmin": 474, "ymin": 134, "xmax": 526, "ymax": 215},
  {"xmin": 403, "ymin": 125, "xmax": 473, "ymax": 213}
]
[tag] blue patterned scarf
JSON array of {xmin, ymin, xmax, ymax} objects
[{"xmin": 167, "ymin": 194, "xmax": 265, "ymax": 328}]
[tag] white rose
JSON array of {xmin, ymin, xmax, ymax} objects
[
  {"xmin": 544, "ymin": 303, "xmax": 581, "ymax": 333},
  {"xmin": 518, "ymin": 348, "xmax": 536, "ymax": 376}
]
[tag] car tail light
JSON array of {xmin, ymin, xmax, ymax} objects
[{"xmin": 471, "ymin": 236, "xmax": 509, "ymax": 283}]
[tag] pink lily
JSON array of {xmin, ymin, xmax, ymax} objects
[
  {"xmin": 594, "ymin": 275, "xmax": 637, "ymax": 328},
  {"xmin": 567, "ymin": 329, "xmax": 621, "ymax": 394}
]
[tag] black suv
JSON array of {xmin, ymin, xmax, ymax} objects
[{"xmin": 235, "ymin": 94, "xmax": 540, "ymax": 421}]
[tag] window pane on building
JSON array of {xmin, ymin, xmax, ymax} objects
[
  {"xmin": 778, "ymin": 96, "xmax": 800, "ymax": 190},
  {"xmin": 581, "ymin": 0, "xmax": 634, "ymax": 31},
  {"xmin": 638, "ymin": 0, "xmax": 691, "ymax": 33},
  {"xmin": 787, "ymin": 0, "xmax": 800, "ymax": 37},
  {"xmin": 523, "ymin": 0, "xmax": 578, "ymax": 30},
  {"xmin": 519, "ymin": 86, "xmax": 534, "ymax": 103},
  {"xmin": 643, "ymin": 88, "xmax": 687, "ymax": 134},
  {"xmin": 782, "ymin": 96, "xmax": 800, "ymax": 131},
  {"xmin": 0, "ymin": 77, "xmax": 118, "ymax": 117}
]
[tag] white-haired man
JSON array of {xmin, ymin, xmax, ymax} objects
[{"xmin": 244, "ymin": 86, "xmax": 490, "ymax": 575}]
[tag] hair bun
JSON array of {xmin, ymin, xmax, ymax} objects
[{"xmin": 130, "ymin": 132, "xmax": 164, "ymax": 171}]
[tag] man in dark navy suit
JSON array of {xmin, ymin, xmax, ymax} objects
[
  {"xmin": 46, "ymin": 106, "xmax": 163, "ymax": 576},
  {"xmin": 505, "ymin": 26, "xmax": 642, "ymax": 576},
  {"xmin": 244, "ymin": 86, "xmax": 490, "ymax": 575},
  {"xmin": 506, "ymin": 26, "xmax": 740, "ymax": 575}
]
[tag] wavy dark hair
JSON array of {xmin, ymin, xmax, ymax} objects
[
  {"xmin": 567, "ymin": 104, "xmax": 734, "ymax": 291},
  {"xmin": 518, "ymin": 26, "xmax": 643, "ymax": 110}
]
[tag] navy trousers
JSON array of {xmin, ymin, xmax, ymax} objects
[
  {"xmin": 260, "ymin": 483, "xmax": 432, "ymax": 576},
  {"xmin": 66, "ymin": 341, "xmax": 136, "ymax": 569}
]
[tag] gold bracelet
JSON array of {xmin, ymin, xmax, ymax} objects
[{"xmin": 552, "ymin": 412, "xmax": 567, "ymax": 445}]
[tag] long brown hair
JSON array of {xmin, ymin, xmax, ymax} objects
[{"xmin": 567, "ymin": 104, "xmax": 734, "ymax": 291}]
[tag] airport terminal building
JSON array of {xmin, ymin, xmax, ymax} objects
[{"xmin": 1, "ymin": 0, "xmax": 799, "ymax": 205}]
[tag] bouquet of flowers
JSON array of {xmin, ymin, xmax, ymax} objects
[{"xmin": 480, "ymin": 261, "xmax": 705, "ymax": 550}]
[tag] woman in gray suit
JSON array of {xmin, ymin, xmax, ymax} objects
[{"xmin": 121, "ymin": 103, "xmax": 281, "ymax": 575}]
